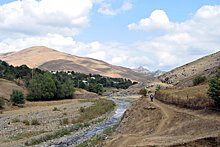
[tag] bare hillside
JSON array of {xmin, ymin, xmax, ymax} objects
[
  {"xmin": 0, "ymin": 79, "xmax": 27, "ymax": 101},
  {"xmin": 0, "ymin": 46, "xmax": 153, "ymax": 82},
  {"xmin": 158, "ymin": 51, "xmax": 220, "ymax": 86}
]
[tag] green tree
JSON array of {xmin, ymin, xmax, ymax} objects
[
  {"xmin": 59, "ymin": 79, "xmax": 75, "ymax": 99},
  {"xmin": 27, "ymin": 72, "xmax": 56, "ymax": 100},
  {"xmin": 207, "ymin": 70, "xmax": 220, "ymax": 106},
  {"xmin": 10, "ymin": 90, "xmax": 25, "ymax": 105}
]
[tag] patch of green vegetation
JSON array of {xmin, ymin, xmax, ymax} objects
[
  {"xmin": 208, "ymin": 69, "xmax": 220, "ymax": 106},
  {"xmin": 10, "ymin": 90, "xmax": 25, "ymax": 105},
  {"xmin": 75, "ymin": 99, "xmax": 115, "ymax": 123},
  {"xmin": 77, "ymin": 123, "xmax": 119, "ymax": 147},
  {"xmin": 12, "ymin": 118, "xmax": 20, "ymax": 123},
  {"xmin": 103, "ymin": 123, "xmax": 119, "ymax": 136},
  {"xmin": 193, "ymin": 76, "xmax": 207, "ymax": 86},
  {"xmin": 80, "ymin": 107, "xmax": 85, "ymax": 113},
  {"xmin": 77, "ymin": 135, "xmax": 103, "ymax": 147},
  {"xmin": 90, "ymin": 118, "xmax": 105, "ymax": 124},
  {"xmin": 52, "ymin": 107, "xmax": 60, "ymax": 111},
  {"xmin": 22, "ymin": 119, "xmax": 30, "ymax": 125},
  {"xmin": 31, "ymin": 119, "xmax": 40, "ymax": 125},
  {"xmin": 25, "ymin": 123, "xmax": 90, "ymax": 146},
  {"xmin": 8, "ymin": 130, "xmax": 46, "ymax": 141},
  {"xmin": 59, "ymin": 118, "xmax": 69, "ymax": 125}
]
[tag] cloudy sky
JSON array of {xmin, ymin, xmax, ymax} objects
[{"xmin": 0, "ymin": 0, "xmax": 220, "ymax": 71}]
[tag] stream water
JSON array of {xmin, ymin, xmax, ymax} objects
[{"xmin": 53, "ymin": 98, "xmax": 130, "ymax": 147}]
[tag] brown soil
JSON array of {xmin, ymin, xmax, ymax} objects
[
  {"xmin": 104, "ymin": 96, "xmax": 220, "ymax": 147},
  {"xmin": 0, "ymin": 79, "xmax": 27, "ymax": 101}
]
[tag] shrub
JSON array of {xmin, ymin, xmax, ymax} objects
[
  {"xmin": 138, "ymin": 89, "xmax": 147, "ymax": 96},
  {"xmin": 156, "ymin": 85, "xmax": 161, "ymax": 91},
  {"xmin": 83, "ymin": 122, "xmax": 90, "ymax": 127},
  {"xmin": 71, "ymin": 118, "xmax": 76, "ymax": 124},
  {"xmin": 0, "ymin": 98, "xmax": 5, "ymax": 108},
  {"xmin": 208, "ymin": 69, "xmax": 220, "ymax": 106},
  {"xmin": 60, "ymin": 118, "xmax": 69, "ymax": 125},
  {"xmin": 80, "ymin": 107, "xmax": 85, "ymax": 113},
  {"xmin": 12, "ymin": 118, "xmax": 20, "ymax": 123},
  {"xmin": 193, "ymin": 76, "xmax": 207, "ymax": 86},
  {"xmin": 31, "ymin": 119, "xmax": 40, "ymax": 125},
  {"xmin": 22, "ymin": 119, "xmax": 30, "ymax": 125},
  {"xmin": 10, "ymin": 90, "xmax": 25, "ymax": 105},
  {"xmin": 52, "ymin": 107, "xmax": 59, "ymax": 111}
]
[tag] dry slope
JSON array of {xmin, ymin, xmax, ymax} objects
[
  {"xmin": 104, "ymin": 97, "xmax": 220, "ymax": 147},
  {"xmin": 158, "ymin": 51, "xmax": 220, "ymax": 86},
  {"xmin": 0, "ymin": 46, "xmax": 153, "ymax": 82}
]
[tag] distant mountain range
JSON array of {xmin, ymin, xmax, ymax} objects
[
  {"xmin": 133, "ymin": 66, "xmax": 165, "ymax": 77},
  {"xmin": 0, "ymin": 46, "xmax": 154, "ymax": 82}
]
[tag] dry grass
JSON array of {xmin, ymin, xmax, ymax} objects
[
  {"xmin": 155, "ymin": 83, "xmax": 214, "ymax": 109},
  {"xmin": 0, "ymin": 79, "xmax": 27, "ymax": 101}
]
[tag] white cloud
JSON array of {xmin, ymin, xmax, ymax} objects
[
  {"xmin": 128, "ymin": 5, "xmax": 220, "ymax": 69},
  {"xmin": 97, "ymin": 1, "xmax": 133, "ymax": 16},
  {"xmin": 128, "ymin": 10, "xmax": 174, "ymax": 31},
  {"xmin": 0, "ymin": 0, "xmax": 93, "ymax": 37},
  {"xmin": 0, "ymin": 4, "xmax": 220, "ymax": 71}
]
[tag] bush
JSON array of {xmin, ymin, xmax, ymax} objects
[
  {"xmin": 71, "ymin": 118, "xmax": 76, "ymax": 124},
  {"xmin": 83, "ymin": 122, "xmax": 90, "ymax": 127},
  {"xmin": 208, "ymin": 70, "xmax": 220, "ymax": 106},
  {"xmin": 31, "ymin": 119, "xmax": 40, "ymax": 125},
  {"xmin": 193, "ymin": 76, "xmax": 207, "ymax": 86},
  {"xmin": 22, "ymin": 119, "xmax": 30, "ymax": 125},
  {"xmin": 138, "ymin": 89, "xmax": 147, "ymax": 96},
  {"xmin": 52, "ymin": 107, "xmax": 59, "ymax": 111},
  {"xmin": 12, "ymin": 118, "xmax": 20, "ymax": 123},
  {"xmin": 80, "ymin": 107, "xmax": 85, "ymax": 113},
  {"xmin": 0, "ymin": 98, "xmax": 5, "ymax": 108},
  {"xmin": 10, "ymin": 90, "xmax": 25, "ymax": 105},
  {"xmin": 60, "ymin": 118, "xmax": 69, "ymax": 125}
]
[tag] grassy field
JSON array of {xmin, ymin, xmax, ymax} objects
[{"xmin": 155, "ymin": 83, "xmax": 214, "ymax": 109}]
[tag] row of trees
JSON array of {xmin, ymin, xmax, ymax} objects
[
  {"xmin": 27, "ymin": 72, "xmax": 75, "ymax": 100},
  {"xmin": 0, "ymin": 60, "xmax": 136, "ymax": 101}
]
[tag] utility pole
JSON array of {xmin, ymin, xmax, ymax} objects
[{"xmin": 32, "ymin": 69, "xmax": 34, "ymax": 79}]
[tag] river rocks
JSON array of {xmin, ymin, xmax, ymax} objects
[{"xmin": 0, "ymin": 101, "xmax": 93, "ymax": 147}]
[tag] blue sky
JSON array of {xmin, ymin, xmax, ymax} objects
[
  {"xmin": 0, "ymin": 0, "xmax": 220, "ymax": 71},
  {"xmin": 77, "ymin": 0, "xmax": 220, "ymax": 43}
]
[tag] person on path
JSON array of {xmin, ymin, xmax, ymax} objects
[{"xmin": 150, "ymin": 94, "xmax": 154, "ymax": 102}]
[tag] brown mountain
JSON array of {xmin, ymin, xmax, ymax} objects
[
  {"xmin": 0, "ymin": 46, "xmax": 153, "ymax": 82},
  {"xmin": 158, "ymin": 51, "xmax": 220, "ymax": 86}
]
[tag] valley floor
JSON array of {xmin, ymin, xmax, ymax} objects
[
  {"xmin": 0, "ymin": 99, "xmax": 91, "ymax": 146},
  {"xmin": 104, "ymin": 97, "xmax": 220, "ymax": 146}
]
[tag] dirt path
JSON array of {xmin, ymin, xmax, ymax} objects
[
  {"xmin": 151, "ymin": 99, "xmax": 175, "ymax": 134},
  {"xmin": 104, "ymin": 97, "xmax": 220, "ymax": 147}
]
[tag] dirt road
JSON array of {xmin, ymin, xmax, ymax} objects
[{"xmin": 104, "ymin": 97, "xmax": 220, "ymax": 146}]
